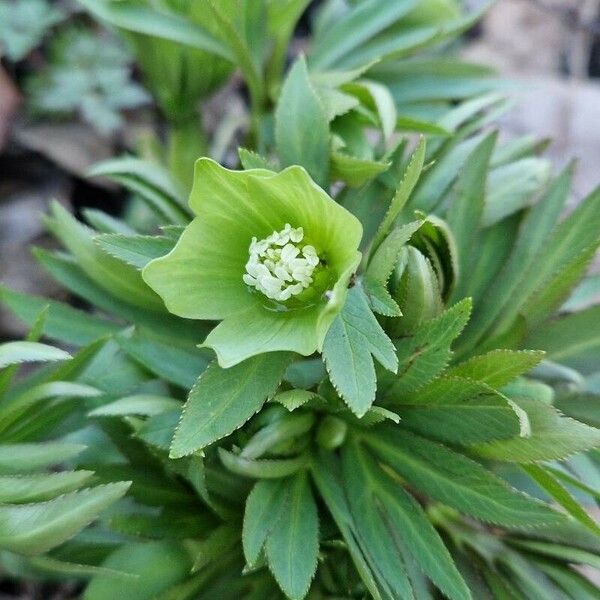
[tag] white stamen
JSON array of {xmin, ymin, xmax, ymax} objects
[{"xmin": 243, "ymin": 223, "xmax": 321, "ymax": 302}]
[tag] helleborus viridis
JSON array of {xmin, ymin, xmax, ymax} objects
[{"xmin": 143, "ymin": 158, "xmax": 362, "ymax": 367}]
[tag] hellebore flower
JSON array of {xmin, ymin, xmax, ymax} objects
[{"xmin": 142, "ymin": 158, "xmax": 362, "ymax": 367}]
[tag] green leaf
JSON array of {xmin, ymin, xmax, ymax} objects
[
  {"xmin": 371, "ymin": 138, "xmax": 426, "ymax": 254},
  {"xmin": 391, "ymin": 376, "xmax": 527, "ymax": 444},
  {"xmin": 309, "ymin": 0, "xmax": 417, "ymax": 70},
  {"xmin": 382, "ymin": 298, "xmax": 472, "ymax": 398},
  {"xmin": 271, "ymin": 389, "xmax": 317, "ymax": 411},
  {"xmin": 265, "ymin": 472, "xmax": 319, "ymax": 600},
  {"xmin": 483, "ymin": 158, "xmax": 551, "ymax": 227},
  {"xmin": 0, "ymin": 471, "xmax": 94, "ymax": 504},
  {"xmin": 89, "ymin": 395, "xmax": 181, "ymax": 418},
  {"xmin": 44, "ymin": 202, "xmax": 163, "ymax": 311},
  {"xmin": 310, "ymin": 452, "xmax": 385, "ymax": 600},
  {"xmin": 524, "ymin": 306, "xmax": 600, "ymax": 375},
  {"xmin": 0, "ymin": 482, "xmax": 130, "ymax": 555},
  {"xmin": 322, "ymin": 286, "xmax": 397, "ymax": 416},
  {"xmin": 330, "ymin": 152, "xmax": 390, "ymax": 187},
  {"xmin": 445, "ymin": 350, "xmax": 545, "ymax": 388},
  {"xmin": 0, "ymin": 443, "xmax": 85, "ymax": 475},
  {"xmin": 238, "ymin": 148, "xmax": 275, "ymax": 171},
  {"xmin": 83, "ymin": 541, "xmax": 192, "ymax": 600},
  {"xmin": 521, "ymin": 464, "xmax": 600, "ymax": 536},
  {"xmin": 275, "ymin": 56, "xmax": 329, "ymax": 186},
  {"xmin": 474, "ymin": 399, "xmax": 600, "ymax": 462},
  {"xmin": 0, "ymin": 341, "xmax": 71, "ymax": 369},
  {"xmin": 365, "ymin": 220, "xmax": 424, "ymax": 316},
  {"xmin": 446, "ymin": 131, "xmax": 497, "ymax": 300},
  {"xmin": 169, "ymin": 353, "xmax": 291, "ymax": 458},
  {"xmin": 77, "ymin": 0, "xmax": 233, "ymax": 60},
  {"xmin": 509, "ymin": 540, "xmax": 600, "ymax": 570},
  {"xmin": 116, "ymin": 328, "xmax": 209, "ymax": 390},
  {"xmin": 218, "ymin": 448, "xmax": 309, "ymax": 479},
  {"xmin": 364, "ymin": 427, "xmax": 562, "ymax": 528},
  {"xmin": 343, "ymin": 437, "xmax": 470, "ymax": 600},
  {"xmin": 95, "ymin": 234, "xmax": 175, "ymax": 270},
  {"xmin": 243, "ymin": 478, "xmax": 290, "ymax": 565}
]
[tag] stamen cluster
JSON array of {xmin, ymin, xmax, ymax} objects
[{"xmin": 243, "ymin": 224, "xmax": 320, "ymax": 302}]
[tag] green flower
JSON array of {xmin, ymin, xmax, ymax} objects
[{"xmin": 143, "ymin": 158, "xmax": 362, "ymax": 367}]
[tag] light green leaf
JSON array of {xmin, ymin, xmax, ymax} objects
[
  {"xmin": 445, "ymin": 350, "xmax": 545, "ymax": 388},
  {"xmin": 330, "ymin": 152, "xmax": 390, "ymax": 187},
  {"xmin": 522, "ymin": 464, "xmax": 600, "ymax": 536},
  {"xmin": 89, "ymin": 395, "xmax": 182, "ymax": 418},
  {"xmin": 364, "ymin": 427, "xmax": 562, "ymax": 528},
  {"xmin": 275, "ymin": 56, "xmax": 329, "ymax": 186},
  {"xmin": 365, "ymin": 220, "xmax": 424, "ymax": 316},
  {"xmin": 266, "ymin": 472, "xmax": 319, "ymax": 600},
  {"xmin": 309, "ymin": 0, "xmax": 417, "ymax": 70},
  {"xmin": 0, "ymin": 482, "xmax": 130, "ymax": 555},
  {"xmin": 44, "ymin": 202, "xmax": 163, "ymax": 311},
  {"xmin": 95, "ymin": 234, "xmax": 175, "ymax": 270},
  {"xmin": 371, "ymin": 137, "xmax": 426, "ymax": 254},
  {"xmin": 77, "ymin": 0, "xmax": 233, "ymax": 59},
  {"xmin": 474, "ymin": 398, "xmax": 600, "ymax": 462},
  {"xmin": 271, "ymin": 389, "xmax": 317, "ymax": 411},
  {"xmin": 0, "ymin": 471, "xmax": 94, "ymax": 504},
  {"xmin": 0, "ymin": 443, "xmax": 85, "ymax": 475},
  {"xmin": 170, "ymin": 353, "xmax": 291, "ymax": 458},
  {"xmin": 219, "ymin": 448, "xmax": 309, "ymax": 479},
  {"xmin": 323, "ymin": 286, "xmax": 398, "ymax": 417},
  {"xmin": 0, "ymin": 341, "xmax": 70, "ymax": 369},
  {"xmin": 524, "ymin": 306, "xmax": 600, "ymax": 375}
]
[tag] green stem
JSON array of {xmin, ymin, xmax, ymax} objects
[{"xmin": 167, "ymin": 117, "xmax": 208, "ymax": 194}]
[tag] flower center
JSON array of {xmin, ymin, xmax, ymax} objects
[{"xmin": 243, "ymin": 224, "xmax": 320, "ymax": 302}]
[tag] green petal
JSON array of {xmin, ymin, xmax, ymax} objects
[
  {"xmin": 142, "ymin": 217, "xmax": 259, "ymax": 319},
  {"xmin": 189, "ymin": 158, "xmax": 362, "ymax": 274},
  {"xmin": 202, "ymin": 254, "xmax": 360, "ymax": 367}
]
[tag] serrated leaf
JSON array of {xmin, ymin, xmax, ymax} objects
[
  {"xmin": 522, "ymin": 464, "xmax": 600, "ymax": 536},
  {"xmin": 446, "ymin": 131, "xmax": 497, "ymax": 300},
  {"xmin": 445, "ymin": 350, "xmax": 545, "ymax": 388},
  {"xmin": 95, "ymin": 234, "xmax": 175, "ymax": 269},
  {"xmin": 44, "ymin": 202, "xmax": 163, "ymax": 311},
  {"xmin": 524, "ymin": 306, "xmax": 600, "ymax": 375},
  {"xmin": 219, "ymin": 448, "xmax": 309, "ymax": 479},
  {"xmin": 170, "ymin": 353, "xmax": 291, "ymax": 458},
  {"xmin": 365, "ymin": 220, "xmax": 424, "ymax": 316},
  {"xmin": 322, "ymin": 286, "xmax": 397, "ymax": 416},
  {"xmin": 391, "ymin": 376, "xmax": 527, "ymax": 444},
  {"xmin": 371, "ymin": 137, "xmax": 426, "ymax": 254},
  {"xmin": 343, "ymin": 437, "xmax": 470, "ymax": 600},
  {"xmin": 116, "ymin": 328, "xmax": 209, "ymax": 390},
  {"xmin": 0, "ymin": 443, "xmax": 85, "ymax": 475},
  {"xmin": 238, "ymin": 148, "xmax": 275, "ymax": 171},
  {"xmin": 275, "ymin": 56, "xmax": 329, "ymax": 186},
  {"xmin": 89, "ymin": 395, "xmax": 181, "ymax": 418},
  {"xmin": 0, "ymin": 471, "xmax": 94, "ymax": 504},
  {"xmin": 265, "ymin": 472, "xmax": 319, "ymax": 600},
  {"xmin": 0, "ymin": 341, "xmax": 71, "ymax": 369},
  {"xmin": 364, "ymin": 427, "xmax": 562, "ymax": 528},
  {"xmin": 77, "ymin": 0, "xmax": 232, "ymax": 59},
  {"xmin": 474, "ymin": 399, "xmax": 600, "ymax": 462},
  {"xmin": 309, "ymin": 0, "xmax": 417, "ymax": 70},
  {"xmin": 382, "ymin": 298, "xmax": 472, "ymax": 398},
  {"xmin": 271, "ymin": 389, "xmax": 317, "ymax": 411},
  {"xmin": 0, "ymin": 482, "xmax": 130, "ymax": 555},
  {"xmin": 330, "ymin": 152, "xmax": 390, "ymax": 187},
  {"xmin": 243, "ymin": 478, "xmax": 290, "ymax": 566}
]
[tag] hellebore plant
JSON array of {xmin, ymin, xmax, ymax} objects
[
  {"xmin": 143, "ymin": 159, "xmax": 362, "ymax": 367},
  {"xmin": 2, "ymin": 1, "xmax": 600, "ymax": 600}
]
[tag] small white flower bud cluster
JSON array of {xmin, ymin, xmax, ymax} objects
[{"xmin": 243, "ymin": 223, "xmax": 320, "ymax": 302}]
